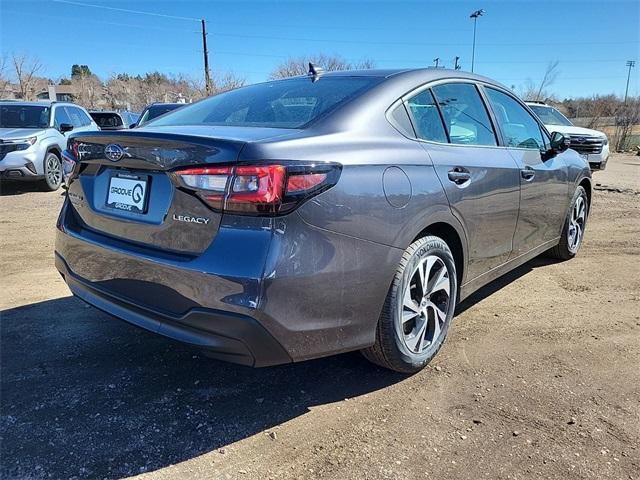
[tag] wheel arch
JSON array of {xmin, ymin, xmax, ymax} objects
[
  {"xmin": 578, "ymin": 176, "xmax": 592, "ymax": 210},
  {"xmin": 411, "ymin": 221, "xmax": 467, "ymax": 287},
  {"xmin": 46, "ymin": 145, "xmax": 62, "ymax": 158}
]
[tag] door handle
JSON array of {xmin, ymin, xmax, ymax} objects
[
  {"xmin": 448, "ymin": 168, "xmax": 471, "ymax": 185},
  {"xmin": 521, "ymin": 167, "xmax": 535, "ymax": 181}
]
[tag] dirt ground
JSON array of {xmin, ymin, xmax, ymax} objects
[{"xmin": 1, "ymin": 154, "xmax": 638, "ymax": 480}]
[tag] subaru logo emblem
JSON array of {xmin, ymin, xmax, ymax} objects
[
  {"xmin": 104, "ymin": 144, "xmax": 124, "ymax": 161},
  {"xmin": 576, "ymin": 137, "xmax": 586, "ymax": 144}
]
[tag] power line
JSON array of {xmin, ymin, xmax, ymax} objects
[{"xmin": 52, "ymin": 0, "xmax": 200, "ymax": 22}]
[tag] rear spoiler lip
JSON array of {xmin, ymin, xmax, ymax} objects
[
  {"xmin": 68, "ymin": 129, "xmax": 247, "ymax": 151},
  {"xmin": 67, "ymin": 130, "xmax": 245, "ymax": 171}
]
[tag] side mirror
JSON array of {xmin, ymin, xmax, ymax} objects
[
  {"xmin": 129, "ymin": 123, "xmax": 137, "ymax": 129},
  {"xmin": 59, "ymin": 123, "xmax": 74, "ymax": 133},
  {"xmin": 550, "ymin": 131, "xmax": 570, "ymax": 153},
  {"xmin": 543, "ymin": 131, "xmax": 570, "ymax": 159}
]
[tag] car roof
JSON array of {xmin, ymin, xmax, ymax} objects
[
  {"xmin": 0, "ymin": 101, "xmax": 55, "ymax": 106},
  {"xmin": 261, "ymin": 68, "xmax": 509, "ymax": 94},
  {"xmin": 145, "ymin": 103, "xmax": 184, "ymax": 107},
  {"xmin": 525, "ymin": 101, "xmax": 551, "ymax": 106},
  {"xmin": 0, "ymin": 100, "xmax": 84, "ymax": 108}
]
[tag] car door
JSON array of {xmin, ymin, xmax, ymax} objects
[
  {"xmin": 406, "ymin": 83, "xmax": 521, "ymax": 282},
  {"xmin": 482, "ymin": 87, "xmax": 568, "ymax": 257}
]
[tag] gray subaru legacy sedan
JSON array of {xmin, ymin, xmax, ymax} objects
[{"xmin": 56, "ymin": 68, "xmax": 591, "ymax": 373}]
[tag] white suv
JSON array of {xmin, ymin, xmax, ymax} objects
[
  {"xmin": 0, "ymin": 101, "xmax": 99, "ymax": 190},
  {"xmin": 526, "ymin": 101, "xmax": 609, "ymax": 170}
]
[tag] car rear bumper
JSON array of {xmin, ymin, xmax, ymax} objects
[
  {"xmin": 55, "ymin": 252, "xmax": 291, "ymax": 367},
  {"xmin": 55, "ymin": 199, "xmax": 401, "ymax": 365}
]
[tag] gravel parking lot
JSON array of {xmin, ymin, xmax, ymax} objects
[{"xmin": 1, "ymin": 154, "xmax": 638, "ymax": 480}]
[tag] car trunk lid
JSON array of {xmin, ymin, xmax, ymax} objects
[{"xmin": 65, "ymin": 128, "xmax": 292, "ymax": 255}]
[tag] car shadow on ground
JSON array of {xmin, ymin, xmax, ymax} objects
[
  {"xmin": 456, "ymin": 256, "xmax": 558, "ymax": 315},
  {"xmin": 0, "ymin": 180, "xmax": 51, "ymax": 196},
  {"xmin": 0, "ymin": 296, "xmax": 406, "ymax": 479},
  {"xmin": 1, "ymin": 256, "xmax": 561, "ymax": 479}
]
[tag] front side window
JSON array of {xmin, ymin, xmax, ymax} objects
[
  {"xmin": 148, "ymin": 77, "xmax": 382, "ymax": 129},
  {"xmin": 406, "ymin": 89, "xmax": 448, "ymax": 143},
  {"xmin": 432, "ymin": 83, "xmax": 497, "ymax": 146},
  {"xmin": 486, "ymin": 88, "xmax": 545, "ymax": 150},
  {"xmin": 65, "ymin": 107, "xmax": 91, "ymax": 126},
  {"xmin": 0, "ymin": 105, "xmax": 50, "ymax": 129},
  {"xmin": 54, "ymin": 106, "xmax": 71, "ymax": 128},
  {"xmin": 65, "ymin": 107, "xmax": 85, "ymax": 128}
]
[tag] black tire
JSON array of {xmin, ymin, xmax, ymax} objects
[
  {"xmin": 548, "ymin": 186, "xmax": 589, "ymax": 260},
  {"xmin": 361, "ymin": 235, "xmax": 458, "ymax": 373},
  {"xmin": 42, "ymin": 151, "xmax": 63, "ymax": 191}
]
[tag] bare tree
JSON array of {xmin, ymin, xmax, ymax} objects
[
  {"xmin": 613, "ymin": 98, "xmax": 640, "ymax": 151},
  {"xmin": 0, "ymin": 55, "xmax": 11, "ymax": 98},
  {"xmin": 521, "ymin": 61, "xmax": 560, "ymax": 102},
  {"xmin": 269, "ymin": 54, "xmax": 375, "ymax": 79},
  {"xmin": 71, "ymin": 72, "xmax": 103, "ymax": 108},
  {"xmin": 12, "ymin": 53, "xmax": 44, "ymax": 100}
]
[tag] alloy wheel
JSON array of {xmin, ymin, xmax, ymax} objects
[
  {"xmin": 567, "ymin": 193, "xmax": 587, "ymax": 253},
  {"xmin": 400, "ymin": 255, "xmax": 451, "ymax": 355},
  {"xmin": 46, "ymin": 154, "xmax": 62, "ymax": 187}
]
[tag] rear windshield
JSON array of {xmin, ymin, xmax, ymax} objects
[
  {"xmin": 90, "ymin": 112, "xmax": 124, "ymax": 128},
  {"xmin": 0, "ymin": 105, "xmax": 50, "ymax": 129},
  {"xmin": 148, "ymin": 77, "xmax": 381, "ymax": 129},
  {"xmin": 139, "ymin": 104, "xmax": 183, "ymax": 125}
]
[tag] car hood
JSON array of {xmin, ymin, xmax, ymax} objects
[
  {"xmin": 544, "ymin": 124, "xmax": 607, "ymax": 138},
  {"xmin": 0, "ymin": 127, "xmax": 47, "ymax": 140}
]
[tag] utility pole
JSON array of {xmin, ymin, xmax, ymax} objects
[
  {"xmin": 433, "ymin": 57, "xmax": 440, "ymax": 68},
  {"xmin": 470, "ymin": 9, "xmax": 485, "ymax": 73},
  {"xmin": 454, "ymin": 56, "xmax": 461, "ymax": 70},
  {"xmin": 624, "ymin": 60, "xmax": 635, "ymax": 103},
  {"xmin": 201, "ymin": 19, "xmax": 212, "ymax": 96}
]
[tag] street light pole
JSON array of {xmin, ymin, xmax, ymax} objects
[
  {"xmin": 470, "ymin": 9, "xmax": 485, "ymax": 73},
  {"xmin": 624, "ymin": 60, "xmax": 635, "ymax": 103}
]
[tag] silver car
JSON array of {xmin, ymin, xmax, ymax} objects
[
  {"xmin": 0, "ymin": 101, "xmax": 98, "ymax": 190},
  {"xmin": 56, "ymin": 68, "xmax": 591, "ymax": 373}
]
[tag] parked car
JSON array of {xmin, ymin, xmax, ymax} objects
[
  {"xmin": 133, "ymin": 103, "xmax": 184, "ymax": 127},
  {"xmin": 0, "ymin": 101, "xmax": 98, "ymax": 190},
  {"xmin": 57, "ymin": 69, "xmax": 591, "ymax": 373},
  {"xmin": 526, "ymin": 101, "xmax": 610, "ymax": 170},
  {"xmin": 89, "ymin": 110, "xmax": 139, "ymax": 130}
]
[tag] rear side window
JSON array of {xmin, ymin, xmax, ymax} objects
[
  {"xmin": 148, "ymin": 77, "xmax": 382, "ymax": 129},
  {"xmin": 406, "ymin": 89, "xmax": 448, "ymax": 143},
  {"xmin": 485, "ymin": 88, "xmax": 545, "ymax": 150},
  {"xmin": 432, "ymin": 83, "xmax": 497, "ymax": 146}
]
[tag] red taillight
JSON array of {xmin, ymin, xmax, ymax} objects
[
  {"xmin": 173, "ymin": 163, "xmax": 340, "ymax": 215},
  {"xmin": 228, "ymin": 165, "xmax": 286, "ymax": 214},
  {"xmin": 286, "ymin": 173, "xmax": 327, "ymax": 193}
]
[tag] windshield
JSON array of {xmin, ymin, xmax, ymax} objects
[
  {"xmin": 148, "ymin": 77, "xmax": 382, "ymax": 129},
  {"xmin": 0, "ymin": 105, "xmax": 50, "ymax": 129},
  {"xmin": 138, "ymin": 104, "xmax": 183, "ymax": 126},
  {"xmin": 528, "ymin": 105, "xmax": 573, "ymax": 126}
]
